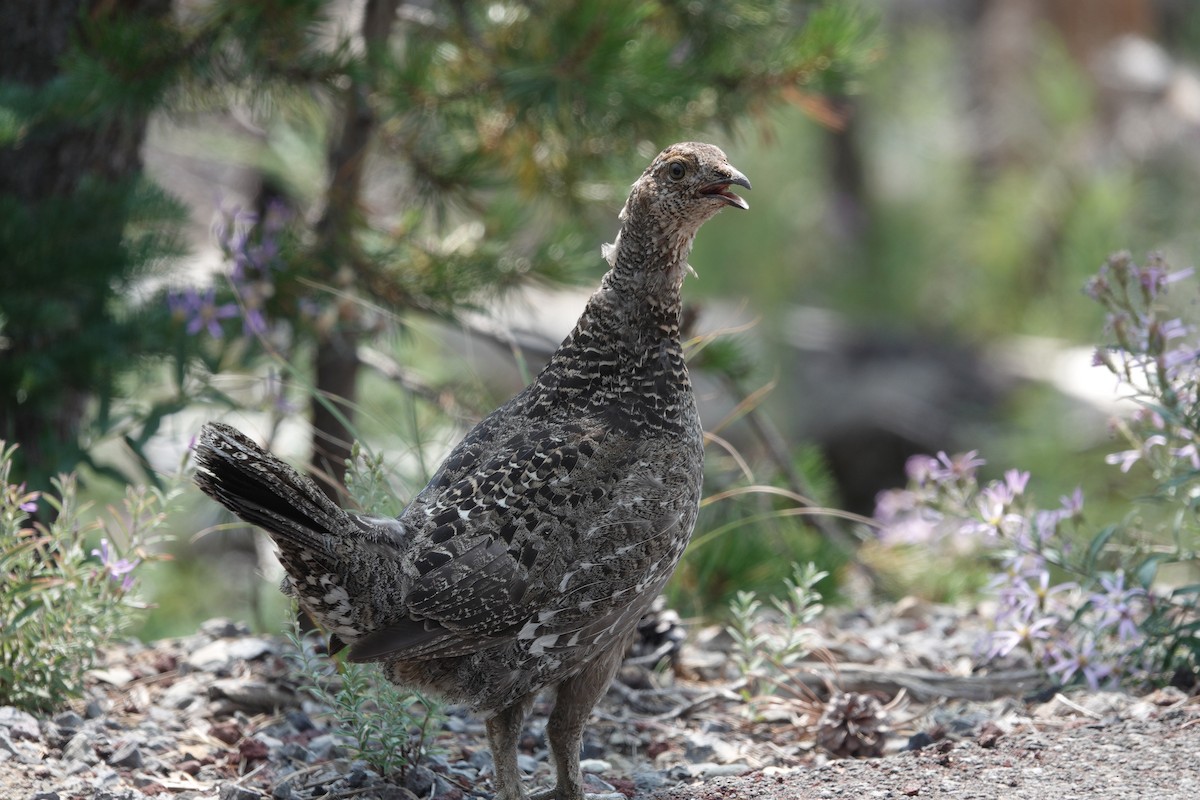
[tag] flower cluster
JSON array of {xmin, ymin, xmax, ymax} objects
[
  {"xmin": 1087, "ymin": 251, "xmax": 1199, "ymax": 482},
  {"xmin": 873, "ymin": 251, "xmax": 1200, "ymax": 690},
  {"xmin": 875, "ymin": 451, "xmax": 1148, "ymax": 689},
  {"xmin": 167, "ymin": 203, "xmax": 287, "ymax": 340}
]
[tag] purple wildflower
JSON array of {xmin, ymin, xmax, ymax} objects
[
  {"xmin": 933, "ymin": 450, "xmax": 985, "ymax": 482},
  {"xmin": 16, "ymin": 484, "xmax": 39, "ymax": 514},
  {"xmin": 1004, "ymin": 469, "xmax": 1030, "ymax": 497},
  {"xmin": 985, "ymin": 616, "xmax": 1055, "ymax": 660},
  {"xmin": 169, "ymin": 287, "xmax": 238, "ymax": 339},
  {"xmin": 1105, "ymin": 448, "xmax": 1142, "ymax": 473},
  {"xmin": 904, "ymin": 454, "xmax": 939, "ymax": 485},
  {"xmin": 1047, "ymin": 638, "xmax": 1113, "ymax": 690},
  {"xmin": 92, "ymin": 538, "xmax": 141, "ymax": 592},
  {"xmin": 1090, "ymin": 571, "xmax": 1145, "ymax": 644}
]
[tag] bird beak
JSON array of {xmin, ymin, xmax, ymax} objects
[{"xmin": 700, "ymin": 167, "xmax": 752, "ymax": 210}]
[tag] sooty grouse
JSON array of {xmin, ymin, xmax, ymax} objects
[{"xmin": 194, "ymin": 142, "xmax": 750, "ymax": 800}]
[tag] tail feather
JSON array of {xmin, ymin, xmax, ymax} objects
[{"xmin": 193, "ymin": 422, "xmax": 352, "ymax": 556}]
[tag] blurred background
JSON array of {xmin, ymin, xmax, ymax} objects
[{"xmin": 4, "ymin": 0, "xmax": 1200, "ymax": 639}]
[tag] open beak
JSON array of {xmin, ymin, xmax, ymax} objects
[{"xmin": 700, "ymin": 167, "xmax": 752, "ymax": 210}]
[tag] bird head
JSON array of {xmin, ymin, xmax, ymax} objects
[
  {"xmin": 605, "ymin": 143, "xmax": 751, "ymax": 285},
  {"xmin": 621, "ymin": 141, "xmax": 751, "ymax": 230}
]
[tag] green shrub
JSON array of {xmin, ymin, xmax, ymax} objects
[{"xmin": 0, "ymin": 442, "xmax": 168, "ymax": 713}]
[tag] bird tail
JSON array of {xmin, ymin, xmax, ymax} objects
[{"xmin": 193, "ymin": 421, "xmax": 352, "ymax": 558}]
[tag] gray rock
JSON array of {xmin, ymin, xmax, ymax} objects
[
  {"xmin": 517, "ymin": 753, "xmax": 539, "ymax": 774},
  {"xmin": 62, "ymin": 731, "xmax": 99, "ymax": 765},
  {"xmin": 633, "ymin": 768, "xmax": 667, "ymax": 792},
  {"xmin": 52, "ymin": 710, "xmax": 85, "ymax": 734},
  {"xmin": 581, "ymin": 773, "xmax": 618, "ymax": 793},
  {"xmin": 219, "ymin": 784, "xmax": 262, "ymax": 800},
  {"xmin": 683, "ymin": 731, "xmax": 740, "ymax": 764},
  {"xmin": 469, "ymin": 748, "xmax": 493, "ymax": 771},
  {"xmin": 89, "ymin": 666, "xmax": 136, "ymax": 687},
  {"xmin": 108, "ymin": 740, "xmax": 143, "ymax": 769},
  {"xmin": 0, "ymin": 706, "xmax": 40, "ymax": 741},
  {"xmin": 188, "ymin": 630, "xmax": 271, "ymax": 671},
  {"xmin": 579, "ymin": 758, "xmax": 612, "ymax": 774},
  {"xmin": 91, "ymin": 765, "xmax": 120, "ymax": 788},
  {"xmin": 690, "ymin": 761, "xmax": 752, "ymax": 778},
  {"xmin": 200, "ymin": 618, "xmax": 252, "ymax": 639},
  {"xmin": 209, "ymin": 678, "xmax": 297, "ymax": 712},
  {"xmin": 306, "ymin": 734, "xmax": 345, "ymax": 761}
]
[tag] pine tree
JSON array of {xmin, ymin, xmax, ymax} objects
[{"xmin": 0, "ymin": 0, "xmax": 875, "ymax": 494}]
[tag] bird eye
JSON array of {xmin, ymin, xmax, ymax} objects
[{"xmin": 667, "ymin": 161, "xmax": 686, "ymax": 181}]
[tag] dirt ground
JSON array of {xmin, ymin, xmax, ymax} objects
[{"xmin": 651, "ymin": 713, "xmax": 1200, "ymax": 799}]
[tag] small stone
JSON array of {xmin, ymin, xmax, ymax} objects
[
  {"xmin": 0, "ymin": 706, "xmax": 41, "ymax": 740},
  {"xmin": 683, "ymin": 732, "xmax": 739, "ymax": 764},
  {"xmin": 108, "ymin": 740, "xmax": 144, "ymax": 768},
  {"xmin": 275, "ymin": 742, "xmax": 310, "ymax": 763},
  {"xmin": 219, "ymin": 785, "xmax": 262, "ymax": 800},
  {"xmin": 285, "ymin": 710, "xmax": 315, "ymax": 732},
  {"xmin": 238, "ymin": 737, "xmax": 270, "ymax": 762},
  {"xmin": 517, "ymin": 753, "xmax": 539, "ymax": 774},
  {"xmin": 209, "ymin": 721, "xmax": 243, "ymax": 745},
  {"xmin": 63, "ymin": 731, "xmax": 99, "ymax": 764},
  {"xmin": 209, "ymin": 678, "xmax": 297, "ymax": 713},
  {"xmin": 581, "ymin": 773, "xmax": 617, "ymax": 793},
  {"xmin": 579, "ymin": 758, "xmax": 611, "ymax": 774},
  {"xmin": 405, "ymin": 764, "xmax": 436, "ymax": 796},
  {"xmin": 31, "ymin": 793, "xmax": 61, "ymax": 800},
  {"xmin": 89, "ymin": 666, "xmax": 136, "ymax": 687},
  {"xmin": 691, "ymin": 762, "xmax": 751, "ymax": 778},
  {"xmin": 200, "ymin": 618, "xmax": 251, "ymax": 639},
  {"xmin": 177, "ymin": 759, "xmax": 203, "ymax": 776},
  {"xmin": 307, "ymin": 734, "xmax": 344, "ymax": 761},
  {"xmin": 468, "ymin": 749, "xmax": 493, "ymax": 771},
  {"xmin": 90, "ymin": 765, "xmax": 120, "ymax": 788},
  {"xmin": 52, "ymin": 710, "xmax": 85, "ymax": 734},
  {"xmin": 188, "ymin": 640, "xmax": 242, "ymax": 672},
  {"xmin": 633, "ymin": 769, "xmax": 666, "ymax": 792}
]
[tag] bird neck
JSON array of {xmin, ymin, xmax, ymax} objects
[{"xmin": 526, "ymin": 220, "xmax": 697, "ymax": 433}]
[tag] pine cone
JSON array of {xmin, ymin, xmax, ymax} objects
[
  {"xmin": 815, "ymin": 691, "xmax": 889, "ymax": 758},
  {"xmin": 628, "ymin": 595, "xmax": 687, "ymax": 669}
]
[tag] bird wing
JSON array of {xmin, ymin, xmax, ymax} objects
[{"xmin": 346, "ymin": 419, "xmax": 610, "ymax": 663}]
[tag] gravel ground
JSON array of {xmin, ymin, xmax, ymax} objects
[
  {"xmin": 650, "ymin": 715, "xmax": 1200, "ymax": 799},
  {"xmin": 0, "ymin": 606, "xmax": 1196, "ymax": 800}
]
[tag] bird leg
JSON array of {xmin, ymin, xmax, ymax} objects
[
  {"xmin": 486, "ymin": 696, "xmax": 534, "ymax": 800},
  {"xmin": 529, "ymin": 642, "xmax": 628, "ymax": 800}
]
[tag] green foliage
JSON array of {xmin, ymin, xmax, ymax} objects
[
  {"xmin": 0, "ymin": 177, "xmax": 188, "ymax": 489},
  {"xmin": 277, "ymin": 439, "xmax": 444, "ymax": 779},
  {"xmin": 344, "ymin": 439, "xmax": 408, "ymax": 518},
  {"xmin": 286, "ymin": 622, "xmax": 443, "ymax": 780},
  {"xmin": 727, "ymin": 562, "xmax": 827, "ymax": 711},
  {"xmin": 0, "ymin": 442, "xmax": 169, "ymax": 713}
]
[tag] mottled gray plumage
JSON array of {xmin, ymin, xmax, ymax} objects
[{"xmin": 193, "ymin": 142, "xmax": 750, "ymax": 800}]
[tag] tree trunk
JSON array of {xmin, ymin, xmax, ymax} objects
[
  {"xmin": 305, "ymin": 0, "xmax": 401, "ymax": 500},
  {"xmin": 0, "ymin": 0, "xmax": 170, "ymax": 491}
]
